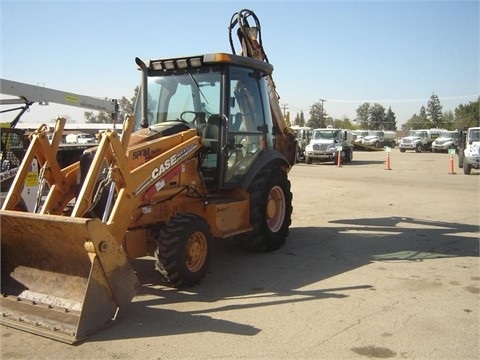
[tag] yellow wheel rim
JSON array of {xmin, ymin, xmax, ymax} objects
[
  {"xmin": 186, "ymin": 231, "xmax": 208, "ymax": 272},
  {"xmin": 266, "ymin": 185, "xmax": 285, "ymax": 233}
]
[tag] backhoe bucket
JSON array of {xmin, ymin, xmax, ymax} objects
[{"xmin": 0, "ymin": 210, "xmax": 139, "ymax": 344}]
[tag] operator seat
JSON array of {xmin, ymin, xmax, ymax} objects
[
  {"xmin": 201, "ymin": 115, "xmax": 222, "ymax": 185},
  {"xmin": 202, "ymin": 114, "xmax": 221, "ymax": 153}
]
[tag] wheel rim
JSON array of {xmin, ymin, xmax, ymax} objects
[
  {"xmin": 266, "ymin": 185, "xmax": 286, "ymax": 233},
  {"xmin": 185, "ymin": 231, "xmax": 208, "ymax": 272}
]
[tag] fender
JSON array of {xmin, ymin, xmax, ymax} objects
[{"xmin": 240, "ymin": 149, "xmax": 290, "ymax": 190}]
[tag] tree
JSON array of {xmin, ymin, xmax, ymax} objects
[
  {"xmin": 403, "ymin": 103, "xmax": 433, "ymax": 130},
  {"xmin": 84, "ymin": 110, "xmax": 112, "ymax": 124},
  {"xmin": 355, "ymin": 102, "xmax": 395, "ymax": 130},
  {"xmin": 384, "ymin": 107, "xmax": 397, "ymax": 131},
  {"xmin": 454, "ymin": 100, "xmax": 479, "ymax": 129},
  {"xmin": 356, "ymin": 102, "xmax": 370, "ymax": 129},
  {"xmin": 403, "ymin": 112, "xmax": 430, "ymax": 130},
  {"xmin": 307, "ymin": 100, "xmax": 327, "ymax": 128},
  {"xmin": 441, "ymin": 110, "xmax": 454, "ymax": 130},
  {"xmin": 402, "ymin": 114, "xmax": 418, "ymax": 130},
  {"xmin": 285, "ymin": 111, "xmax": 291, "ymax": 127},
  {"xmin": 332, "ymin": 115, "xmax": 354, "ymax": 129},
  {"xmin": 85, "ymin": 86, "xmax": 138, "ymax": 124},
  {"xmin": 427, "ymin": 93, "xmax": 443, "ymax": 127},
  {"xmin": 294, "ymin": 111, "xmax": 306, "ymax": 126},
  {"xmin": 419, "ymin": 105, "xmax": 428, "ymax": 123},
  {"xmin": 368, "ymin": 103, "xmax": 386, "ymax": 130}
]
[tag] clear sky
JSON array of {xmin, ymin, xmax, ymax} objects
[{"xmin": 1, "ymin": 0, "xmax": 478, "ymax": 128}]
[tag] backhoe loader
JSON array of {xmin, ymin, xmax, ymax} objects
[{"xmin": 0, "ymin": 9, "xmax": 297, "ymax": 343}]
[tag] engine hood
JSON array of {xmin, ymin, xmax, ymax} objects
[
  {"xmin": 433, "ymin": 137, "xmax": 453, "ymax": 144},
  {"xmin": 308, "ymin": 139, "xmax": 336, "ymax": 146},
  {"xmin": 402, "ymin": 136, "xmax": 421, "ymax": 141}
]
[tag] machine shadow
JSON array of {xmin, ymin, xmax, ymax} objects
[
  {"xmin": 345, "ymin": 159, "xmax": 385, "ymax": 166},
  {"xmin": 302, "ymin": 159, "xmax": 384, "ymax": 166},
  {"xmin": 90, "ymin": 216, "xmax": 478, "ymax": 342}
]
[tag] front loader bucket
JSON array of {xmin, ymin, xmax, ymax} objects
[{"xmin": 0, "ymin": 210, "xmax": 139, "ymax": 344}]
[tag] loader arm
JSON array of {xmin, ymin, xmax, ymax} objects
[
  {"xmin": 1, "ymin": 118, "xmax": 79, "ymax": 213},
  {"xmin": 69, "ymin": 120, "xmax": 202, "ymax": 241}
]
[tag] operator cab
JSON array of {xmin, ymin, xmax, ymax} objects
[{"xmin": 134, "ymin": 53, "xmax": 277, "ymax": 190}]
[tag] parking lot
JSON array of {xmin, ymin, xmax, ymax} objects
[{"xmin": 1, "ymin": 149, "xmax": 479, "ymax": 359}]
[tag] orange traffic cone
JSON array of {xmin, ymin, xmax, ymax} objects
[
  {"xmin": 385, "ymin": 152, "xmax": 392, "ymax": 170},
  {"xmin": 448, "ymin": 154, "xmax": 456, "ymax": 174}
]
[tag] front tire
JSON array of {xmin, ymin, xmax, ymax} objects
[
  {"xmin": 237, "ymin": 166, "xmax": 292, "ymax": 251},
  {"xmin": 155, "ymin": 214, "xmax": 213, "ymax": 288},
  {"xmin": 415, "ymin": 143, "xmax": 423, "ymax": 153}
]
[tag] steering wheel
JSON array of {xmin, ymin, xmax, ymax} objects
[{"xmin": 180, "ymin": 111, "xmax": 200, "ymax": 124}]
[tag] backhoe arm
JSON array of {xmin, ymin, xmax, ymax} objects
[{"xmin": 229, "ymin": 9, "xmax": 296, "ymax": 166}]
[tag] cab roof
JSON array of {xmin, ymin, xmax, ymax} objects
[{"xmin": 143, "ymin": 53, "xmax": 274, "ymax": 75}]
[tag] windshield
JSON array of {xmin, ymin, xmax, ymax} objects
[
  {"xmin": 135, "ymin": 66, "xmax": 221, "ymax": 128},
  {"xmin": 408, "ymin": 130, "xmax": 425, "ymax": 137},
  {"xmin": 439, "ymin": 131, "xmax": 454, "ymax": 139},
  {"xmin": 468, "ymin": 129, "xmax": 480, "ymax": 142},
  {"xmin": 368, "ymin": 131, "xmax": 383, "ymax": 137},
  {"xmin": 312, "ymin": 130, "xmax": 338, "ymax": 140},
  {"xmin": 294, "ymin": 129, "xmax": 312, "ymax": 140}
]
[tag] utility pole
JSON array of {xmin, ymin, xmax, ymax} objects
[
  {"xmin": 281, "ymin": 103, "xmax": 289, "ymax": 117},
  {"xmin": 319, "ymin": 98, "xmax": 326, "ymax": 126}
]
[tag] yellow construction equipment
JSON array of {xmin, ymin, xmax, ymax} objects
[{"xmin": 1, "ymin": 9, "xmax": 296, "ymax": 343}]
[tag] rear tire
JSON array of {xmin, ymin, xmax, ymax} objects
[
  {"xmin": 295, "ymin": 144, "xmax": 301, "ymax": 163},
  {"xmin": 463, "ymin": 157, "xmax": 472, "ymax": 175},
  {"xmin": 345, "ymin": 149, "xmax": 353, "ymax": 162},
  {"xmin": 236, "ymin": 166, "xmax": 292, "ymax": 251},
  {"xmin": 155, "ymin": 214, "xmax": 212, "ymax": 288}
]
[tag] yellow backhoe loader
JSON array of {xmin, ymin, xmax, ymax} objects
[{"xmin": 1, "ymin": 9, "xmax": 297, "ymax": 343}]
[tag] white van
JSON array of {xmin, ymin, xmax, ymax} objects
[{"xmin": 65, "ymin": 134, "xmax": 96, "ymax": 144}]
